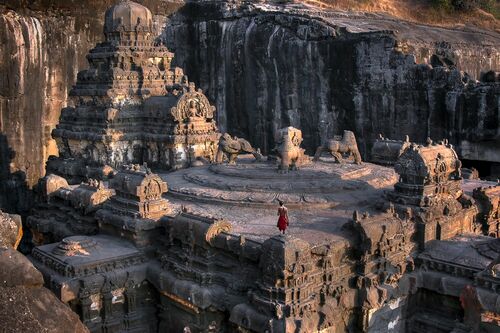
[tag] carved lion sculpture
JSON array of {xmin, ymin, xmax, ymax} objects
[
  {"xmin": 314, "ymin": 130, "xmax": 362, "ymax": 164},
  {"xmin": 275, "ymin": 127, "xmax": 310, "ymax": 173},
  {"xmin": 215, "ymin": 133, "xmax": 263, "ymax": 164}
]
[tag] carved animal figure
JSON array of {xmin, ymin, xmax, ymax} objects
[
  {"xmin": 275, "ymin": 127, "xmax": 309, "ymax": 172},
  {"xmin": 314, "ymin": 130, "xmax": 362, "ymax": 164},
  {"xmin": 215, "ymin": 133, "xmax": 262, "ymax": 164}
]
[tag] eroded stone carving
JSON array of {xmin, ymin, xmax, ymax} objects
[
  {"xmin": 48, "ymin": 0, "xmax": 220, "ymax": 182},
  {"xmin": 275, "ymin": 127, "xmax": 310, "ymax": 172},
  {"xmin": 22, "ymin": 2, "xmax": 500, "ymax": 333},
  {"xmin": 96, "ymin": 164, "xmax": 172, "ymax": 248},
  {"xmin": 314, "ymin": 130, "xmax": 362, "ymax": 164},
  {"xmin": 215, "ymin": 133, "xmax": 262, "ymax": 164},
  {"xmin": 171, "ymin": 84, "xmax": 216, "ymax": 123},
  {"xmin": 370, "ymin": 134, "xmax": 411, "ymax": 166},
  {"xmin": 389, "ymin": 139, "xmax": 462, "ymax": 207},
  {"xmin": 474, "ymin": 185, "xmax": 500, "ymax": 237},
  {"xmin": 0, "ymin": 210, "xmax": 89, "ymax": 333},
  {"xmin": 28, "ymin": 175, "xmax": 114, "ymax": 245}
]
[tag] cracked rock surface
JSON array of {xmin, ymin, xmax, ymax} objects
[{"xmin": 0, "ymin": 210, "xmax": 89, "ymax": 333}]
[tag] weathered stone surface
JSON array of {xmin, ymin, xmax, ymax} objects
[
  {"xmin": 0, "ymin": 0, "xmax": 183, "ymax": 211},
  {"xmin": 0, "ymin": 210, "xmax": 22, "ymax": 249},
  {"xmin": 274, "ymin": 126, "xmax": 310, "ymax": 172},
  {"xmin": 0, "ymin": 286, "xmax": 90, "ymax": 333},
  {"xmin": 13, "ymin": 2, "xmax": 500, "ymax": 333},
  {"xmin": 314, "ymin": 129, "xmax": 362, "ymax": 164},
  {"xmin": 48, "ymin": 0, "xmax": 219, "ymax": 180},
  {"xmin": 370, "ymin": 134, "xmax": 411, "ymax": 166},
  {"xmin": 474, "ymin": 185, "xmax": 500, "ymax": 237},
  {"xmin": 96, "ymin": 164, "xmax": 172, "ymax": 247},
  {"xmin": 164, "ymin": 1, "xmax": 500, "ymax": 169},
  {"xmin": 0, "ymin": 210, "xmax": 89, "ymax": 333},
  {"xmin": 27, "ymin": 175, "xmax": 114, "ymax": 245},
  {"xmin": 2, "ymin": 0, "xmax": 499, "ymax": 213},
  {"xmin": 0, "ymin": 249, "xmax": 42, "ymax": 287},
  {"xmin": 215, "ymin": 133, "xmax": 262, "ymax": 164},
  {"xmin": 29, "ymin": 132, "xmax": 500, "ymax": 332},
  {"xmin": 162, "ymin": 157, "xmax": 396, "ymax": 209}
]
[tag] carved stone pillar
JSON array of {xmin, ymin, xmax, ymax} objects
[
  {"xmin": 187, "ymin": 144, "xmax": 197, "ymax": 166},
  {"xmin": 80, "ymin": 296, "xmax": 92, "ymax": 324},
  {"xmin": 125, "ymin": 288, "xmax": 137, "ymax": 314},
  {"xmin": 103, "ymin": 292, "xmax": 113, "ymax": 319}
]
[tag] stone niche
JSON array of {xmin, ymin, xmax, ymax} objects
[
  {"xmin": 49, "ymin": 0, "xmax": 220, "ymax": 184},
  {"xmin": 96, "ymin": 164, "xmax": 172, "ymax": 249}
]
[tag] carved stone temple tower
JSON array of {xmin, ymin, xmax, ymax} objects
[{"xmin": 49, "ymin": 0, "xmax": 220, "ymax": 182}]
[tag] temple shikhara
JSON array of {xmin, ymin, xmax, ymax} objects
[
  {"xmin": 1, "ymin": 1, "xmax": 498, "ymax": 333},
  {"xmin": 48, "ymin": 0, "xmax": 219, "ymax": 183}
]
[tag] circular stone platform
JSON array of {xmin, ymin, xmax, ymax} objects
[
  {"xmin": 159, "ymin": 157, "xmax": 400, "ymax": 243},
  {"xmin": 161, "ymin": 157, "xmax": 397, "ymax": 208}
]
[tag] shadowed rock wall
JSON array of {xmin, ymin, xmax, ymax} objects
[
  {"xmin": 164, "ymin": 2, "xmax": 500, "ymax": 163},
  {"xmin": 0, "ymin": 210, "xmax": 89, "ymax": 333}
]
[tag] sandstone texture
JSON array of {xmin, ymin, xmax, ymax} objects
[
  {"xmin": 1, "ymin": 1, "xmax": 500, "ymax": 331},
  {"xmin": 0, "ymin": 0, "xmax": 183, "ymax": 212},
  {"xmin": 0, "ymin": 210, "xmax": 89, "ymax": 333}
]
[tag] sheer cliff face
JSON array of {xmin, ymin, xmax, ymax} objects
[
  {"xmin": 164, "ymin": 2, "xmax": 500, "ymax": 162},
  {"xmin": 1, "ymin": 12, "xmax": 85, "ymax": 189},
  {"xmin": 0, "ymin": 1, "xmax": 181, "ymax": 196}
]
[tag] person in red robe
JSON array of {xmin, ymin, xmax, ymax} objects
[{"xmin": 277, "ymin": 200, "xmax": 289, "ymax": 234}]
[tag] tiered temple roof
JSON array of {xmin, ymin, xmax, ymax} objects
[{"xmin": 50, "ymin": 0, "xmax": 219, "ymax": 182}]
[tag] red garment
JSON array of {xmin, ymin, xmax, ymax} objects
[
  {"xmin": 277, "ymin": 215, "xmax": 288, "ymax": 231},
  {"xmin": 277, "ymin": 207, "xmax": 288, "ymax": 231}
]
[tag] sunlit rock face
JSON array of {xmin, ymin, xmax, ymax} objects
[
  {"xmin": 0, "ymin": 0, "xmax": 183, "ymax": 212},
  {"xmin": 164, "ymin": 1, "xmax": 499, "ymax": 165}
]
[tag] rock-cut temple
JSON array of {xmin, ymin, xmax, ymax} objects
[
  {"xmin": 48, "ymin": 0, "xmax": 219, "ymax": 184},
  {"xmin": 22, "ymin": 1, "xmax": 500, "ymax": 333}
]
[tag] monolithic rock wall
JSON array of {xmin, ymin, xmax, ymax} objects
[
  {"xmin": 1, "ymin": 11, "xmax": 82, "ymax": 188},
  {"xmin": 0, "ymin": 0, "xmax": 182, "ymax": 212},
  {"xmin": 164, "ymin": 2, "xmax": 500, "ymax": 163}
]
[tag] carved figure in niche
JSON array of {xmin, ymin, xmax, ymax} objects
[
  {"xmin": 144, "ymin": 180, "xmax": 160, "ymax": 200},
  {"xmin": 215, "ymin": 133, "xmax": 263, "ymax": 164},
  {"xmin": 170, "ymin": 87, "xmax": 215, "ymax": 123},
  {"xmin": 187, "ymin": 100, "xmax": 202, "ymax": 119},
  {"xmin": 277, "ymin": 200, "xmax": 289, "ymax": 234},
  {"xmin": 314, "ymin": 130, "xmax": 362, "ymax": 164},
  {"xmin": 275, "ymin": 127, "xmax": 309, "ymax": 172}
]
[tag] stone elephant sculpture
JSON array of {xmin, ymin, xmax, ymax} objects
[{"xmin": 215, "ymin": 133, "xmax": 262, "ymax": 164}]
